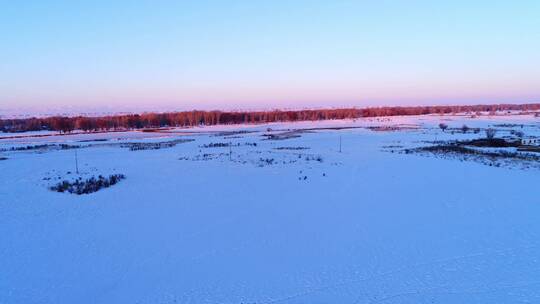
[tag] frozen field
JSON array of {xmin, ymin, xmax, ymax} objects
[{"xmin": 1, "ymin": 113, "xmax": 540, "ymax": 303}]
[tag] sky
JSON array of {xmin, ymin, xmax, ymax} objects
[{"xmin": 1, "ymin": 1, "xmax": 540, "ymax": 115}]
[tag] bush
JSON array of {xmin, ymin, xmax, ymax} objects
[
  {"xmin": 123, "ymin": 139, "xmax": 193, "ymax": 151},
  {"xmin": 50, "ymin": 174, "xmax": 126, "ymax": 195},
  {"xmin": 461, "ymin": 138, "xmax": 520, "ymax": 148},
  {"xmin": 512, "ymin": 130, "xmax": 525, "ymax": 139},
  {"xmin": 485, "ymin": 128, "xmax": 497, "ymax": 139},
  {"xmin": 200, "ymin": 142, "xmax": 236, "ymax": 148}
]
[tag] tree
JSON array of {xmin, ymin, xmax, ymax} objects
[
  {"xmin": 461, "ymin": 124, "xmax": 469, "ymax": 134},
  {"xmin": 485, "ymin": 128, "xmax": 497, "ymax": 139},
  {"xmin": 50, "ymin": 117, "xmax": 75, "ymax": 133},
  {"xmin": 3, "ymin": 103, "xmax": 540, "ymax": 133},
  {"xmin": 439, "ymin": 123, "xmax": 448, "ymax": 132}
]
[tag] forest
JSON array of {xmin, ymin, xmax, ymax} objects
[{"xmin": 2, "ymin": 103, "xmax": 540, "ymax": 133}]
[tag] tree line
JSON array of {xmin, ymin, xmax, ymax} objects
[{"xmin": 1, "ymin": 103, "xmax": 540, "ymax": 133}]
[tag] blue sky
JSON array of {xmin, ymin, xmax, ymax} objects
[{"xmin": 1, "ymin": 1, "xmax": 539, "ymax": 113}]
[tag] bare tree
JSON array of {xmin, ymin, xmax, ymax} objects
[{"xmin": 485, "ymin": 128, "xmax": 497, "ymax": 139}]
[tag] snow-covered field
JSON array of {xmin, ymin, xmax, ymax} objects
[{"xmin": 1, "ymin": 113, "xmax": 540, "ymax": 303}]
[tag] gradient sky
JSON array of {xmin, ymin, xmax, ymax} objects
[{"xmin": 1, "ymin": 1, "xmax": 540, "ymax": 114}]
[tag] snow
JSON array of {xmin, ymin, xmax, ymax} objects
[{"xmin": 1, "ymin": 114, "xmax": 540, "ymax": 303}]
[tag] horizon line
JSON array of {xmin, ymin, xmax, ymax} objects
[{"xmin": 2, "ymin": 101, "xmax": 540, "ymax": 120}]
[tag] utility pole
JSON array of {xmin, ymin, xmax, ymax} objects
[
  {"xmin": 229, "ymin": 142, "xmax": 232, "ymax": 161},
  {"xmin": 339, "ymin": 135, "xmax": 342, "ymax": 153},
  {"xmin": 75, "ymin": 148, "xmax": 79, "ymax": 174}
]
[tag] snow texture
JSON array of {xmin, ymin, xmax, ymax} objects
[{"xmin": 1, "ymin": 113, "xmax": 540, "ymax": 303}]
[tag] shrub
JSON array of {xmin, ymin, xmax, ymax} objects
[
  {"xmin": 123, "ymin": 139, "xmax": 193, "ymax": 151},
  {"xmin": 485, "ymin": 128, "xmax": 497, "ymax": 139},
  {"xmin": 513, "ymin": 130, "xmax": 525, "ymax": 139},
  {"xmin": 200, "ymin": 142, "xmax": 236, "ymax": 148},
  {"xmin": 50, "ymin": 174, "xmax": 126, "ymax": 195}
]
